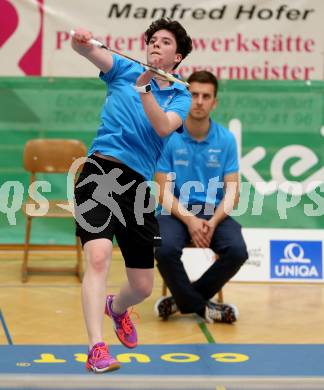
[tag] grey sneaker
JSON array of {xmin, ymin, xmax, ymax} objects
[
  {"xmin": 205, "ymin": 301, "xmax": 238, "ymax": 324},
  {"xmin": 154, "ymin": 296, "xmax": 178, "ymax": 320}
]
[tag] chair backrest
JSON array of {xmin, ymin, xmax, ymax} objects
[{"xmin": 23, "ymin": 139, "xmax": 87, "ymax": 173}]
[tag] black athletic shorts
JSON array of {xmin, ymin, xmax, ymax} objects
[{"xmin": 74, "ymin": 154, "xmax": 161, "ymax": 268}]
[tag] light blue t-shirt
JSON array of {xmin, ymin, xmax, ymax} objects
[
  {"xmin": 88, "ymin": 54, "xmax": 191, "ymax": 181},
  {"xmin": 156, "ymin": 121, "xmax": 239, "ymax": 207}
]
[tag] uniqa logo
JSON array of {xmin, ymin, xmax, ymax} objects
[{"xmin": 274, "ymin": 242, "xmax": 319, "ymax": 278}]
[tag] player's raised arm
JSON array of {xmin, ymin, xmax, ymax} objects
[
  {"xmin": 71, "ymin": 28, "xmax": 113, "ymax": 73},
  {"xmin": 135, "ymin": 61, "xmax": 183, "ymax": 137}
]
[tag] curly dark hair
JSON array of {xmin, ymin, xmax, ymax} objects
[
  {"xmin": 187, "ymin": 71, "xmax": 219, "ymax": 97},
  {"xmin": 144, "ymin": 18, "xmax": 192, "ymax": 69}
]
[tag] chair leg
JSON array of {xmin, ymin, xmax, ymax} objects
[
  {"xmin": 217, "ymin": 289, "xmax": 224, "ymax": 303},
  {"xmin": 76, "ymin": 237, "xmax": 83, "ymax": 282},
  {"xmin": 22, "ymin": 217, "xmax": 32, "ymax": 283},
  {"xmin": 162, "ymin": 280, "xmax": 168, "ymax": 296}
]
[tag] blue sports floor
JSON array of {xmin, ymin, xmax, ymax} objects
[{"xmin": 0, "ymin": 344, "xmax": 324, "ymax": 389}]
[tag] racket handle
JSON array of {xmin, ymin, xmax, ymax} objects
[
  {"xmin": 70, "ymin": 30, "xmax": 104, "ymax": 48},
  {"xmin": 88, "ymin": 38, "xmax": 104, "ymax": 48}
]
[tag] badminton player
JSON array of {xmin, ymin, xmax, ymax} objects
[{"xmin": 71, "ymin": 18, "xmax": 192, "ymax": 373}]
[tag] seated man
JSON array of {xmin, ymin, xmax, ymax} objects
[{"xmin": 154, "ymin": 71, "xmax": 248, "ymax": 324}]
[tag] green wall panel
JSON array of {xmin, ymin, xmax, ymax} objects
[{"xmin": 0, "ymin": 77, "xmax": 323, "ymax": 244}]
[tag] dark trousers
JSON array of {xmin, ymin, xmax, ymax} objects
[{"xmin": 155, "ymin": 213, "xmax": 248, "ymax": 315}]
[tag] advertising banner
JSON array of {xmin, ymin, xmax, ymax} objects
[
  {"xmin": 1, "ymin": 0, "xmax": 324, "ymax": 79},
  {"xmin": 233, "ymin": 228, "xmax": 324, "ymax": 282},
  {"xmin": 180, "ymin": 227, "xmax": 324, "ymax": 283}
]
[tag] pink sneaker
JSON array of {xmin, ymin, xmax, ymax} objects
[
  {"xmin": 105, "ymin": 295, "xmax": 138, "ymax": 349},
  {"xmin": 86, "ymin": 342, "xmax": 120, "ymax": 373}
]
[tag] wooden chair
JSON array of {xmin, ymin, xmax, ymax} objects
[
  {"xmin": 161, "ymin": 244, "xmax": 224, "ymax": 303},
  {"xmin": 21, "ymin": 139, "xmax": 87, "ymax": 282}
]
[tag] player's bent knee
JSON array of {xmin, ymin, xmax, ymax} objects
[
  {"xmin": 134, "ymin": 283, "xmax": 153, "ymax": 299},
  {"xmin": 227, "ymin": 245, "xmax": 249, "ymax": 266}
]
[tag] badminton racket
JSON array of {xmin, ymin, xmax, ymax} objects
[{"xmin": 70, "ymin": 30, "xmax": 189, "ymax": 87}]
